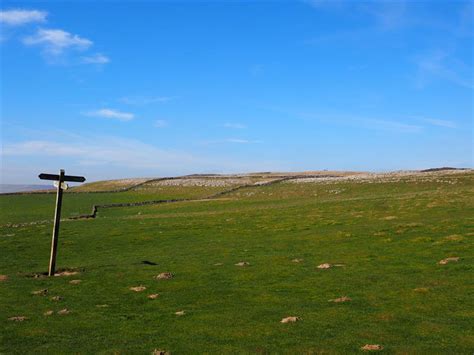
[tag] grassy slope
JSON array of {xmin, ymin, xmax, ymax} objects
[
  {"xmin": 0, "ymin": 172, "xmax": 473, "ymax": 353},
  {"xmin": 0, "ymin": 185, "xmax": 233, "ymax": 225}
]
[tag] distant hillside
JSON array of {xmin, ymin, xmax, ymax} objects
[{"xmin": 0, "ymin": 184, "xmax": 54, "ymax": 194}]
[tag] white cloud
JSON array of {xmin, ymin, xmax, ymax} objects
[
  {"xmin": 23, "ymin": 28, "xmax": 93, "ymax": 55},
  {"xmin": 81, "ymin": 53, "xmax": 110, "ymax": 64},
  {"xmin": 0, "ymin": 9, "xmax": 47, "ymax": 26},
  {"xmin": 226, "ymin": 138, "xmax": 251, "ymax": 144},
  {"xmin": 363, "ymin": 118, "xmax": 422, "ymax": 133},
  {"xmin": 3, "ymin": 140, "xmax": 86, "ymax": 156},
  {"xmin": 84, "ymin": 109, "xmax": 134, "ymax": 121},
  {"xmin": 154, "ymin": 120, "xmax": 168, "ymax": 128},
  {"xmin": 261, "ymin": 105, "xmax": 423, "ymax": 134},
  {"xmin": 119, "ymin": 96, "xmax": 175, "ymax": 105},
  {"xmin": 2, "ymin": 138, "xmax": 197, "ymax": 170},
  {"xmin": 365, "ymin": 1, "xmax": 407, "ymax": 30},
  {"xmin": 223, "ymin": 123, "xmax": 247, "ymax": 129},
  {"xmin": 421, "ymin": 118, "xmax": 457, "ymax": 129},
  {"xmin": 415, "ymin": 50, "xmax": 473, "ymax": 89},
  {"xmin": 1, "ymin": 134, "xmax": 278, "ymax": 182},
  {"xmin": 200, "ymin": 138, "xmax": 262, "ymax": 145},
  {"xmin": 306, "ymin": 1, "xmax": 407, "ymax": 30}
]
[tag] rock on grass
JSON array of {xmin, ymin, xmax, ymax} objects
[
  {"xmin": 439, "ymin": 257, "xmax": 459, "ymax": 265},
  {"xmin": 0, "ymin": 275, "xmax": 8, "ymax": 282},
  {"xmin": 156, "ymin": 273, "xmax": 173, "ymax": 280},
  {"xmin": 235, "ymin": 261, "xmax": 249, "ymax": 267},
  {"xmin": 361, "ymin": 344, "xmax": 383, "ymax": 351},
  {"xmin": 317, "ymin": 263, "xmax": 345, "ymax": 269},
  {"xmin": 32, "ymin": 289, "xmax": 48, "ymax": 296},
  {"xmin": 329, "ymin": 296, "xmax": 351, "ymax": 303},
  {"xmin": 130, "ymin": 286, "xmax": 147, "ymax": 292},
  {"xmin": 317, "ymin": 263, "xmax": 332, "ymax": 269},
  {"xmin": 148, "ymin": 294, "xmax": 160, "ymax": 300},
  {"xmin": 8, "ymin": 316, "xmax": 27, "ymax": 322},
  {"xmin": 57, "ymin": 308, "xmax": 70, "ymax": 315},
  {"xmin": 280, "ymin": 316, "xmax": 300, "ymax": 323},
  {"xmin": 54, "ymin": 270, "xmax": 79, "ymax": 277}
]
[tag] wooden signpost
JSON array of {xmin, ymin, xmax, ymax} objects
[{"xmin": 39, "ymin": 169, "xmax": 86, "ymax": 276}]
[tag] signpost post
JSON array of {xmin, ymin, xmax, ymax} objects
[{"xmin": 39, "ymin": 169, "xmax": 86, "ymax": 276}]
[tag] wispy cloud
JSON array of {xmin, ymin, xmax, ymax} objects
[
  {"xmin": 415, "ymin": 50, "xmax": 473, "ymax": 89},
  {"xmin": 2, "ymin": 137, "xmax": 197, "ymax": 170},
  {"xmin": 200, "ymin": 138, "xmax": 262, "ymax": 145},
  {"xmin": 361, "ymin": 118, "xmax": 422, "ymax": 133},
  {"xmin": 363, "ymin": 0, "xmax": 407, "ymax": 30},
  {"xmin": 119, "ymin": 96, "xmax": 175, "ymax": 105},
  {"xmin": 420, "ymin": 118, "xmax": 457, "ymax": 129},
  {"xmin": 305, "ymin": 0, "xmax": 408, "ymax": 30},
  {"xmin": 84, "ymin": 109, "xmax": 134, "ymax": 121},
  {"xmin": 0, "ymin": 9, "xmax": 47, "ymax": 26},
  {"xmin": 223, "ymin": 122, "xmax": 247, "ymax": 129},
  {"xmin": 81, "ymin": 53, "xmax": 110, "ymax": 64},
  {"xmin": 23, "ymin": 28, "xmax": 92, "ymax": 55},
  {"xmin": 226, "ymin": 138, "xmax": 253, "ymax": 144},
  {"xmin": 154, "ymin": 120, "xmax": 168, "ymax": 128},
  {"xmin": 2, "ymin": 10, "xmax": 110, "ymax": 64},
  {"xmin": 1, "ymin": 133, "xmax": 280, "ymax": 182},
  {"xmin": 259, "ymin": 104, "xmax": 423, "ymax": 134}
]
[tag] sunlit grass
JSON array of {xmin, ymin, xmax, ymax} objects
[{"xmin": 0, "ymin": 172, "xmax": 472, "ymax": 353}]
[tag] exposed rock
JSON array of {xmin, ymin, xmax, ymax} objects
[
  {"xmin": 32, "ymin": 289, "xmax": 48, "ymax": 296},
  {"xmin": 317, "ymin": 263, "xmax": 332, "ymax": 269},
  {"xmin": 361, "ymin": 344, "xmax": 383, "ymax": 351},
  {"xmin": 151, "ymin": 349, "xmax": 169, "ymax": 355},
  {"xmin": 439, "ymin": 257, "xmax": 459, "ymax": 265},
  {"xmin": 280, "ymin": 316, "xmax": 300, "ymax": 323},
  {"xmin": 54, "ymin": 270, "xmax": 79, "ymax": 277},
  {"xmin": 329, "ymin": 296, "xmax": 351, "ymax": 303},
  {"xmin": 156, "ymin": 272, "xmax": 173, "ymax": 280},
  {"xmin": 235, "ymin": 261, "xmax": 249, "ymax": 267},
  {"xmin": 130, "ymin": 286, "xmax": 147, "ymax": 292}
]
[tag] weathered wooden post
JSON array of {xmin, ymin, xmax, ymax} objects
[
  {"xmin": 39, "ymin": 169, "xmax": 86, "ymax": 276},
  {"xmin": 49, "ymin": 169, "xmax": 64, "ymax": 276}
]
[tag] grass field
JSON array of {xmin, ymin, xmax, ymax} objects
[{"xmin": 1, "ymin": 171, "xmax": 473, "ymax": 353}]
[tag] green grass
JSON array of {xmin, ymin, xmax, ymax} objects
[
  {"xmin": 0, "ymin": 185, "xmax": 232, "ymax": 224},
  {"xmin": 1, "ymin": 172, "xmax": 473, "ymax": 353}
]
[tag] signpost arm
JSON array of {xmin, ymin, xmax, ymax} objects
[{"xmin": 48, "ymin": 169, "xmax": 65, "ymax": 276}]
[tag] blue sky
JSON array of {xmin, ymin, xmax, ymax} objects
[{"xmin": 1, "ymin": 0, "xmax": 472, "ymax": 184}]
